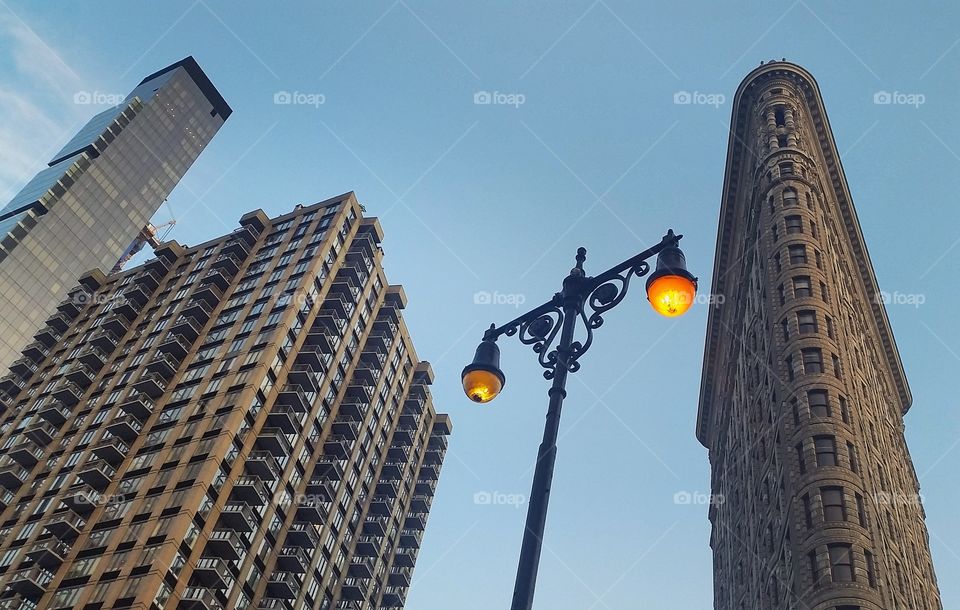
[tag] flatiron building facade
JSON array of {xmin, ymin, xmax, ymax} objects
[
  {"xmin": 698, "ymin": 62, "xmax": 941, "ymax": 609},
  {"xmin": 0, "ymin": 192, "xmax": 451, "ymax": 609},
  {"xmin": 0, "ymin": 56, "xmax": 230, "ymax": 370}
]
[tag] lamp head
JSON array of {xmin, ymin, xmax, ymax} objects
[
  {"xmin": 461, "ymin": 339, "xmax": 505, "ymax": 403},
  {"xmin": 646, "ymin": 238, "xmax": 697, "ymax": 317}
]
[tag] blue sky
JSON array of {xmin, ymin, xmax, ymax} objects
[{"xmin": 1, "ymin": 1, "xmax": 959, "ymax": 608}]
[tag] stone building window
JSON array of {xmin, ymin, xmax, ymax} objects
[
  {"xmin": 777, "ymin": 134, "xmax": 788, "ymax": 148},
  {"xmin": 802, "ymin": 493, "xmax": 813, "ymax": 527},
  {"xmin": 808, "ymin": 390, "xmax": 829, "ymax": 417},
  {"xmin": 856, "ymin": 493, "xmax": 867, "ymax": 527},
  {"xmin": 778, "ymin": 284, "xmax": 786, "ymax": 305},
  {"xmin": 786, "ymin": 356, "xmax": 795, "ymax": 381},
  {"xmin": 847, "ymin": 441, "xmax": 859, "ymax": 473},
  {"xmin": 820, "ymin": 281, "xmax": 829, "ymax": 303},
  {"xmin": 865, "ymin": 550, "xmax": 877, "ymax": 587},
  {"xmin": 808, "ymin": 550, "xmax": 819, "ymax": 582},
  {"xmin": 814, "ymin": 435, "xmax": 837, "ymax": 467},
  {"xmin": 783, "ymin": 188, "xmax": 798, "ymax": 207},
  {"xmin": 781, "ymin": 319, "xmax": 789, "ymax": 342},
  {"xmin": 801, "ymin": 348, "xmax": 823, "ymax": 374},
  {"xmin": 772, "ymin": 223, "xmax": 779, "ymax": 242},
  {"xmin": 793, "ymin": 276, "xmax": 812, "ymax": 298},
  {"xmin": 832, "ymin": 354, "xmax": 843, "ymax": 379},
  {"xmin": 796, "ymin": 442, "xmax": 806, "ymax": 474},
  {"xmin": 826, "ymin": 316, "xmax": 835, "ymax": 339},
  {"xmin": 797, "ymin": 311, "xmax": 817, "ymax": 334},
  {"xmin": 821, "ymin": 487, "xmax": 846, "ymax": 521},
  {"xmin": 828, "ymin": 544, "xmax": 854, "ymax": 582},
  {"xmin": 785, "ymin": 215, "xmax": 802, "ymax": 234},
  {"xmin": 775, "ymin": 106, "xmax": 786, "ymax": 127},
  {"xmin": 774, "ymin": 253, "xmax": 782, "ymax": 273},
  {"xmin": 779, "ymin": 162, "xmax": 794, "ymax": 176},
  {"xmin": 788, "ymin": 244, "xmax": 807, "ymax": 265}
]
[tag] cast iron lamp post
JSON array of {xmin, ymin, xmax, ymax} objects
[{"xmin": 461, "ymin": 229, "xmax": 697, "ymax": 610}]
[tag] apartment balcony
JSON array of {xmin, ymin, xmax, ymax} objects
[
  {"xmin": 304, "ymin": 478, "xmax": 335, "ymax": 502},
  {"xmin": 182, "ymin": 299, "xmax": 213, "ymax": 324},
  {"xmin": 245, "ymin": 451, "xmax": 282, "ymax": 481},
  {"xmin": 102, "ymin": 312, "xmax": 130, "ymax": 336},
  {"xmin": 8, "ymin": 438, "xmax": 43, "ymax": 466},
  {"xmin": 26, "ymin": 538, "xmax": 70, "ymax": 568},
  {"xmin": 21, "ymin": 341, "xmax": 48, "ymax": 363},
  {"xmin": 192, "ymin": 557, "xmax": 233, "ymax": 589},
  {"xmin": 354, "ymin": 537, "xmax": 379, "ymax": 558},
  {"xmin": 230, "ymin": 476, "xmax": 270, "ymax": 505},
  {"xmin": 399, "ymin": 530, "xmax": 421, "ymax": 550},
  {"xmin": 45, "ymin": 509, "xmax": 86, "ymax": 539},
  {"xmin": 405, "ymin": 515, "xmax": 426, "ymax": 531},
  {"xmin": 8, "ymin": 565, "xmax": 55, "ymax": 600},
  {"xmin": 363, "ymin": 517, "xmax": 388, "ymax": 537},
  {"xmin": 265, "ymin": 405, "xmax": 302, "ymax": 434},
  {"xmin": 201, "ymin": 268, "xmax": 231, "ymax": 291},
  {"xmin": 387, "ymin": 446, "xmax": 409, "ymax": 463},
  {"xmin": 322, "ymin": 295, "xmax": 349, "ymax": 319},
  {"xmin": 391, "ymin": 428, "xmax": 415, "ymax": 447},
  {"xmin": 393, "ymin": 552, "xmax": 416, "ymax": 568},
  {"xmin": 256, "ymin": 428, "xmax": 292, "ymax": 457},
  {"xmin": 134, "ymin": 268, "xmax": 161, "ymax": 292},
  {"xmin": 360, "ymin": 348, "xmax": 387, "ymax": 368},
  {"xmin": 294, "ymin": 499, "xmax": 326, "ymax": 523},
  {"xmin": 178, "ymin": 586, "xmax": 222, "ymax": 610},
  {"xmin": 345, "ymin": 383, "xmax": 374, "ymax": 403},
  {"xmin": 106, "ymin": 413, "xmax": 143, "ymax": 441},
  {"xmin": 61, "ymin": 484, "xmax": 100, "ymax": 514},
  {"xmin": 45, "ymin": 312, "xmax": 72, "ymax": 332},
  {"xmin": 212, "ymin": 253, "xmax": 242, "ymax": 276},
  {"xmin": 204, "ymin": 530, "xmax": 244, "ymax": 561},
  {"xmin": 366, "ymin": 330, "xmax": 392, "ymax": 353},
  {"xmin": 315, "ymin": 312, "xmax": 346, "ymax": 335},
  {"xmin": 170, "ymin": 316, "xmax": 203, "ymax": 341},
  {"xmin": 113, "ymin": 296, "xmax": 139, "ymax": 321},
  {"xmin": 144, "ymin": 254, "xmax": 172, "ymax": 276},
  {"xmin": 331, "ymin": 420, "xmax": 359, "ymax": 440},
  {"xmin": 322, "ymin": 436, "xmax": 350, "ymax": 459},
  {"xmin": 375, "ymin": 482, "xmax": 398, "ymax": 499},
  {"xmin": 287, "ymin": 365, "xmax": 321, "ymax": 393},
  {"xmin": 0, "ymin": 374, "xmax": 22, "ymax": 396},
  {"xmin": 65, "ymin": 363, "xmax": 96, "ymax": 388},
  {"xmin": 52, "ymin": 381, "xmax": 83, "ymax": 406},
  {"xmin": 9, "ymin": 357, "xmax": 36, "ymax": 379},
  {"xmin": 338, "ymin": 398, "xmax": 368, "ymax": 419},
  {"xmin": 423, "ymin": 449, "xmax": 443, "ymax": 466},
  {"xmin": 222, "ymin": 237, "xmax": 250, "ymax": 259},
  {"xmin": 388, "ymin": 569, "xmax": 412, "ymax": 588},
  {"xmin": 369, "ymin": 498, "xmax": 392, "ymax": 517},
  {"xmin": 266, "ymin": 571, "xmax": 300, "ymax": 599},
  {"xmin": 285, "ymin": 523, "xmax": 320, "ymax": 548},
  {"xmin": 419, "ymin": 465, "xmax": 440, "ymax": 481},
  {"xmin": 313, "ymin": 458, "xmax": 344, "ymax": 481},
  {"xmin": 303, "ymin": 329, "xmax": 335, "ymax": 354},
  {"xmin": 90, "ymin": 328, "xmax": 120, "ymax": 352},
  {"xmin": 77, "ymin": 458, "xmax": 115, "ymax": 490},
  {"xmin": 231, "ymin": 224, "xmax": 259, "ymax": 246},
  {"xmin": 133, "ymin": 372, "xmax": 167, "ymax": 398},
  {"xmin": 193, "ymin": 282, "xmax": 224, "ymax": 306},
  {"xmin": 378, "ymin": 305, "xmax": 401, "ymax": 325},
  {"xmin": 145, "ymin": 352, "xmax": 181, "ymax": 379},
  {"xmin": 276, "ymin": 385, "xmax": 310, "ymax": 412},
  {"xmin": 158, "ymin": 333, "xmax": 192, "ymax": 359},
  {"xmin": 33, "ymin": 325, "xmax": 62, "ymax": 347},
  {"xmin": 381, "ymin": 590, "xmax": 404, "ymax": 607},
  {"xmin": 277, "ymin": 546, "xmax": 312, "ymax": 573},
  {"xmin": 404, "ymin": 396, "xmax": 425, "ymax": 416},
  {"xmin": 56, "ymin": 295, "xmax": 83, "ymax": 317},
  {"xmin": 0, "ymin": 488, "xmax": 14, "ymax": 511},
  {"xmin": 92, "ymin": 436, "xmax": 129, "ymax": 464},
  {"xmin": 349, "ymin": 558, "xmax": 376, "ymax": 580},
  {"xmin": 379, "ymin": 462, "xmax": 403, "ymax": 481},
  {"xmin": 217, "ymin": 503, "xmax": 257, "ymax": 532},
  {"xmin": 295, "ymin": 344, "xmax": 332, "ymax": 370},
  {"xmin": 78, "ymin": 345, "xmax": 108, "ymax": 369},
  {"xmin": 341, "ymin": 581, "xmax": 367, "ymax": 601},
  {"xmin": 414, "ymin": 481, "xmax": 435, "ymax": 495},
  {"xmin": 352, "ymin": 365, "xmax": 379, "ymax": 386},
  {"xmin": 38, "ymin": 404, "xmax": 69, "ymax": 426},
  {"xmin": 119, "ymin": 393, "xmax": 155, "ymax": 420},
  {"xmin": 409, "ymin": 496, "xmax": 431, "ymax": 514}
]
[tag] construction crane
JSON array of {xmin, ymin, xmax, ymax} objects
[{"xmin": 111, "ymin": 220, "xmax": 177, "ymax": 273}]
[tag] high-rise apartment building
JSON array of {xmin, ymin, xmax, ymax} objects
[
  {"xmin": 698, "ymin": 62, "xmax": 941, "ymax": 609},
  {"xmin": 0, "ymin": 192, "xmax": 451, "ymax": 610},
  {"xmin": 0, "ymin": 56, "xmax": 231, "ymax": 369}
]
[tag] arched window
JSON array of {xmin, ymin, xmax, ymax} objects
[{"xmin": 783, "ymin": 188, "xmax": 798, "ymax": 206}]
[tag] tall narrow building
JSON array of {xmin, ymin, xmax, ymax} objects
[
  {"xmin": 698, "ymin": 62, "xmax": 941, "ymax": 609},
  {"xmin": 0, "ymin": 56, "xmax": 230, "ymax": 369},
  {"xmin": 0, "ymin": 193, "xmax": 451, "ymax": 609}
]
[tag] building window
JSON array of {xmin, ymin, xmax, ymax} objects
[
  {"xmin": 802, "ymin": 348, "xmax": 823, "ymax": 374},
  {"xmin": 785, "ymin": 215, "xmax": 802, "ymax": 234},
  {"xmin": 826, "ymin": 316, "xmax": 835, "ymax": 339},
  {"xmin": 814, "ymin": 435, "xmax": 837, "ymax": 467},
  {"xmin": 821, "ymin": 487, "xmax": 846, "ymax": 521},
  {"xmin": 832, "ymin": 354, "xmax": 842, "ymax": 379},
  {"xmin": 839, "ymin": 395, "xmax": 850, "ymax": 423},
  {"xmin": 865, "ymin": 550, "xmax": 877, "ymax": 587},
  {"xmin": 856, "ymin": 493, "xmax": 867, "ymax": 527},
  {"xmin": 808, "ymin": 550, "xmax": 819, "ymax": 582},
  {"xmin": 781, "ymin": 319, "xmax": 789, "ymax": 342},
  {"xmin": 772, "ymin": 224, "xmax": 779, "ymax": 242},
  {"xmin": 778, "ymin": 284, "xmax": 786, "ymax": 305},
  {"xmin": 774, "ymin": 106, "xmax": 786, "ymax": 126},
  {"xmin": 788, "ymin": 244, "xmax": 807, "ymax": 265},
  {"xmin": 783, "ymin": 188, "xmax": 798, "ymax": 206},
  {"xmin": 780, "ymin": 162, "xmax": 794, "ymax": 176},
  {"xmin": 802, "ymin": 494, "xmax": 813, "ymax": 528},
  {"xmin": 785, "ymin": 355, "xmax": 795, "ymax": 381},
  {"xmin": 797, "ymin": 310, "xmax": 817, "ymax": 334},
  {"xmin": 796, "ymin": 443, "xmax": 806, "ymax": 474},
  {"xmin": 847, "ymin": 442, "xmax": 859, "ymax": 473},
  {"xmin": 808, "ymin": 390, "xmax": 829, "ymax": 417},
  {"xmin": 828, "ymin": 544, "xmax": 855, "ymax": 582},
  {"xmin": 820, "ymin": 281, "xmax": 829, "ymax": 303},
  {"xmin": 793, "ymin": 276, "xmax": 812, "ymax": 298}
]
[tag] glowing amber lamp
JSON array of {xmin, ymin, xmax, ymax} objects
[
  {"xmin": 646, "ymin": 274, "xmax": 697, "ymax": 317},
  {"xmin": 462, "ymin": 338, "xmax": 506, "ymax": 403}
]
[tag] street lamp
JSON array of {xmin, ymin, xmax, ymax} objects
[{"xmin": 462, "ymin": 229, "xmax": 696, "ymax": 610}]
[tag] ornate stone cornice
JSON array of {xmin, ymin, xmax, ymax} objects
[{"xmin": 696, "ymin": 61, "xmax": 912, "ymax": 448}]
